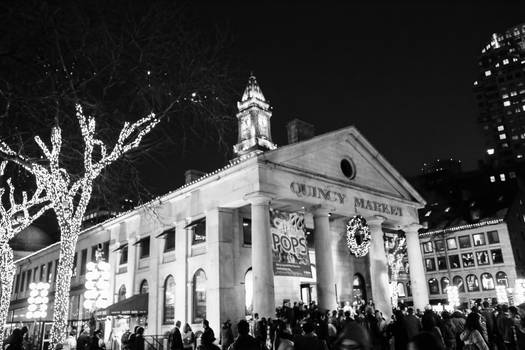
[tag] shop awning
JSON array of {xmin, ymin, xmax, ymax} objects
[
  {"xmin": 101, "ymin": 293, "xmax": 148, "ymax": 316},
  {"xmin": 113, "ymin": 242, "xmax": 128, "ymax": 252},
  {"xmin": 184, "ymin": 217, "xmax": 205, "ymax": 229}
]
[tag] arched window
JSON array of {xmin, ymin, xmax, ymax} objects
[
  {"xmin": 244, "ymin": 268, "xmax": 253, "ymax": 316},
  {"xmin": 453, "ymin": 276, "xmax": 465, "ymax": 293},
  {"xmin": 481, "ymin": 273, "xmax": 495, "ymax": 290},
  {"xmin": 496, "ymin": 271, "xmax": 508, "ymax": 287},
  {"xmin": 163, "ymin": 275, "xmax": 175, "ymax": 324},
  {"xmin": 466, "ymin": 274, "xmax": 480, "ymax": 292},
  {"xmin": 193, "ymin": 269, "xmax": 207, "ymax": 323},
  {"xmin": 140, "ymin": 279, "xmax": 149, "ymax": 294},
  {"xmin": 428, "ymin": 278, "xmax": 439, "ymax": 295},
  {"xmin": 118, "ymin": 285, "xmax": 126, "ymax": 301},
  {"xmin": 353, "ymin": 273, "xmax": 367, "ymax": 302},
  {"xmin": 441, "ymin": 277, "xmax": 450, "ymax": 292},
  {"xmin": 396, "ymin": 282, "xmax": 406, "ymax": 297}
]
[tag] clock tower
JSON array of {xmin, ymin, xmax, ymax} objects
[{"xmin": 233, "ymin": 75, "xmax": 277, "ymax": 158}]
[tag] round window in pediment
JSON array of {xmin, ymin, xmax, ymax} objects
[{"xmin": 340, "ymin": 158, "xmax": 356, "ymax": 180}]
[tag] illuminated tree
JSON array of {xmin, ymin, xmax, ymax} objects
[
  {"xmin": 0, "ymin": 162, "xmax": 50, "ymax": 340},
  {"xmin": 0, "ymin": 105, "xmax": 158, "ymax": 347}
]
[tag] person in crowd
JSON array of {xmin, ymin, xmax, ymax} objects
[
  {"xmin": 404, "ymin": 307, "xmax": 422, "ymax": 340},
  {"xmin": 220, "ymin": 321, "xmax": 234, "ymax": 350},
  {"xmin": 422, "ymin": 309, "xmax": 445, "ymax": 348},
  {"xmin": 121, "ymin": 328, "xmax": 133, "ymax": 350},
  {"xmin": 470, "ymin": 307, "xmax": 488, "ymax": 345},
  {"xmin": 440, "ymin": 311, "xmax": 457, "ymax": 350},
  {"xmin": 293, "ymin": 321, "xmax": 328, "ymax": 350},
  {"xmin": 408, "ymin": 332, "xmax": 445, "ymax": 350},
  {"xmin": 496, "ymin": 304, "xmax": 515, "ymax": 350},
  {"xmin": 515, "ymin": 303, "xmax": 525, "ymax": 349},
  {"xmin": 480, "ymin": 302, "xmax": 495, "ymax": 349},
  {"xmin": 272, "ymin": 320, "xmax": 293, "ymax": 350},
  {"xmin": 171, "ymin": 321, "xmax": 184, "ymax": 350},
  {"xmin": 391, "ymin": 310, "xmax": 409, "ymax": 350},
  {"xmin": 227, "ymin": 320, "xmax": 260, "ymax": 350},
  {"xmin": 333, "ymin": 316, "xmax": 371, "ymax": 350},
  {"xmin": 201, "ymin": 320, "xmax": 219, "ymax": 350},
  {"xmin": 130, "ymin": 327, "xmax": 144, "ymax": 350},
  {"xmin": 63, "ymin": 328, "xmax": 77, "ymax": 350},
  {"xmin": 254, "ymin": 316, "xmax": 267, "ymax": 347},
  {"xmin": 77, "ymin": 327, "xmax": 92, "ymax": 350},
  {"xmin": 4, "ymin": 329, "xmax": 23, "ymax": 350},
  {"xmin": 91, "ymin": 330, "xmax": 105, "ymax": 350},
  {"xmin": 460, "ymin": 313, "xmax": 489, "ymax": 350},
  {"xmin": 182, "ymin": 324, "xmax": 196, "ymax": 350}
]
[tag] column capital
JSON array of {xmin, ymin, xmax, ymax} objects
[
  {"xmin": 309, "ymin": 204, "xmax": 332, "ymax": 217},
  {"xmin": 244, "ymin": 191, "xmax": 275, "ymax": 205},
  {"xmin": 402, "ymin": 223, "xmax": 423, "ymax": 234},
  {"xmin": 366, "ymin": 215, "xmax": 386, "ymax": 227}
]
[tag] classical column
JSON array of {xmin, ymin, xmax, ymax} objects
[
  {"xmin": 248, "ymin": 193, "xmax": 275, "ymax": 318},
  {"xmin": 367, "ymin": 216, "xmax": 392, "ymax": 319},
  {"xmin": 404, "ymin": 223, "xmax": 429, "ymax": 310},
  {"xmin": 313, "ymin": 207, "xmax": 338, "ymax": 311}
]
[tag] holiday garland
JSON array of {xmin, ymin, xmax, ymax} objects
[{"xmin": 346, "ymin": 215, "xmax": 371, "ymax": 257}]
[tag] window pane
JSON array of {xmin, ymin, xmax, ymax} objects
[
  {"xmin": 243, "ymin": 219, "xmax": 252, "ymax": 245},
  {"xmin": 26, "ymin": 270, "xmax": 32, "ymax": 290},
  {"xmin": 496, "ymin": 272, "xmax": 508, "ymax": 287},
  {"xmin": 193, "ymin": 270, "xmax": 207, "ymax": 323},
  {"xmin": 446, "ymin": 238, "xmax": 457, "ymax": 250},
  {"xmin": 397, "ymin": 282, "xmax": 406, "ymax": 297},
  {"xmin": 120, "ymin": 246, "xmax": 128, "ymax": 265},
  {"xmin": 491, "ymin": 249, "xmax": 504, "ymax": 264},
  {"xmin": 103, "ymin": 241, "xmax": 110, "ymax": 260},
  {"xmin": 422, "ymin": 242, "xmax": 433, "ymax": 253},
  {"xmin": 20, "ymin": 272, "xmax": 26, "ymax": 292},
  {"xmin": 462, "ymin": 253, "xmax": 475, "ymax": 267},
  {"xmin": 434, "ymin": 240, "xmax": 445, "ymax": 252},
  {"xmin": 453, "ymin": 276, "xmax": 465, "ymax": 293},
  {"xmin": 40, "ymin": 265, "xmax": 46, "ymax": 281},
  {"xmin": 473, "ymin": 233, "xmax": 486, "ymax": 246},
  {"xmin": 140, "ymin": 280, "xmax": 149, "ymax": 294},
  {"xmin": 481, "ymin": 273, "xmax": 495, "ymax": 290},
  {"xmin": 428, "ymin": 279, "xmax": 440, "ymax": 294},
  {"xmin": 437, "ymin": 257, "xmax": 448, "ymax": 270},
  {"xmin": 164, "ymin": 229, "xmax": 176, "ymax": 252},
  {"xmin": 487, "ymin": 230, "xmax": 500, "ymax": 244},
  {"xmin": 192, "ymin": 220, "xmax": 206, "ymax": 245},
  {"xmin": 118, "ymin": 285, "xmax": 126, "ymax": 301},
  {"xmin": 476, "ymin": 251, "xmax": 490, "ymax": 265},
  {"xmin": 163, "ymin": 276, "xmax": 175, "ymax": 324},
  {"xmin": 458, "ymin": 236, "xmax": 471, "ymax": 248},
  {"xmin": 466, "ymin": 275, "xmax": 480, "ymax": 292},
  {"xmin": 441, "ymin": 277, "xmax": 450, "ymax": 292},
  {"xmin": 140, "ymin": 237, "xmax": 150, "ymax": 258},
  {"xmin": 72, "ymin": 253, "xmax": 77, "ymax": 278},
  {"xmin": 449, "ymin": 255, "xmax": 461, "ymax": 269},
  {"xmin": 425, "ymin": 258, "xmax": 436, "ymax": 272},
  {"xmin": 80, "ymin": 249, "xmax": 88, "ymax": 275}
]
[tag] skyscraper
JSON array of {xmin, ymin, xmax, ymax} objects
[{"xmin": 474, "ymin": 23, "xmax": 525, "ymax": 176}]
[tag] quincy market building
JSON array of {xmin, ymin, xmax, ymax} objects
[{"xmin": 10, "ymin": 76, "xmax": 429, "ymax": 339}]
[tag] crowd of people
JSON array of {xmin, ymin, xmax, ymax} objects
[{"xmin": 164, "ymin": 300, "xmax": 525, "ymax": 350}]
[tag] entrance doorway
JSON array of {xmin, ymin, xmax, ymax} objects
[
  {"xmin": 300, "ymin": 283, "xmax": 313, "ymax": 304},
  {"xmin": 352, "ymin": 273, "xmax": 366, "ymax": 304}
]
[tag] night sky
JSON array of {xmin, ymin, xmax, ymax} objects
[{"xmin": 143, "ymin": 1, "xmax": 525, "ymax": 194}]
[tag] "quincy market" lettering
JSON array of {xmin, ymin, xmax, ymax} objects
[
  {"xmin": 290, "ymin": 182, "xmax": 346, "ymax": 204},
  {"xmin": 354, "ymin": 197, "xmax": 403, "ymax": 216}
]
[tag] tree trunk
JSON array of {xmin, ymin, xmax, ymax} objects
[
  {"xmin": 49, "ymin": 226, "xmax": 79, "ymax": 349},
  {"xmin": 0, "ymin": 242, "xmax": 15, "ymax": 342}
]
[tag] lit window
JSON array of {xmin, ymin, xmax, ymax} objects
[
  {"xmin": 511, "ymin": 91, "xmax": 517, "ymax": 96},
  {"xmin": 424, "ymin": 210, "xmax": 432, "ymax": 217},
  {"xmin": 519, "ymin": 155, "xmax": 524, "ymax": 159},
  {"xmin": 503, "ymin": 101, "xmax": 511, "ymax": 107},
  {"xmin": 500, "ymin": 173, "xmax": 506, "ymax": 182},
  {"xmin": 487, "ymin": 148, "xmax": 495, "ymax": 155},
  {"xmin": 522, "ymin": 105, "xmax": 525, "ymax": 111},
  {"xmin": 513, "ymin": 135, "xmax": 519, "ymax": 140},
  {"xmin": 490, "ymin": 176, "xmax": 496, "ymax": 183},
  {"xmin": 510, "ymin": 172, "xmax": 517, "ymax": 178},
  {"xmin": 474, "ymin": 81, "xmax": 478, "ymax": 86},
  {"xmin": 502, "ymin": 94, "xmax": 509, "ymax": 99},
  {"xmin": 499, "ymin": 134, "xmax": 506, "ymax": 140},
  {"xmin": 503, "ymin": 59, "xmax": 509, "ymax": 65},
  {"xmin": 485, "ymin": 70, "xmax": 492, "ymax": 77},
  {"xmin": 502, "ymin": 143, "xmax": 508, "ymax": 148},
  {"xmin": 497, "ymin": 125, "xmax": 504, "ymax": 131}
]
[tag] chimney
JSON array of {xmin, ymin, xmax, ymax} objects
[
  {"xmin": 286, "ymin": 119, "xmax": 315, "ymax": 144},
  {"xmin": 184, "ymin": 169, "xmax": 206, "ymax": 184}
]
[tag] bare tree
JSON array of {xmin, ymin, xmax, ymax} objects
[
  {"xmin": 0, "ymin": 104, "xmax": 159, "ymax": 347},
  {"xmin": 0, "ymin": 161, "xmax": 50, "ymax": 340}
]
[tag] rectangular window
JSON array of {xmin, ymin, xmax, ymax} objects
[
  {"xmin": 26, "ymin": 270, "xmax": 32, "ymax": 290},
  {"xmin": 103, "ymin": 241, "xmax": 110, "ymax": 260},
  {"xmin": 434, "ymin": 240, "xmax": 445, "ymax": 252},
  {"xmin": 91, "ymin": 244, "xmax": 98, "ymax": 261},
  {"xmin": 458, "ymin": 235, "xmax": 471, "ymax": 248},
  {"xmin": 487, "ymin": 230, "xmax": 500, "ymax": 244},
  {"xmin": 164, "ymin": 229, "xmax": 176, "ymax": 252},
  {"xmin": 72, "ymin": 253, "xmax": 77, "ymax": 277},
  {"xmin": 425, "ymin": 258, "xmax": 436, "ymax": 272},
  {"xmin": 14, "ymin": 274, "xmax": 20, "ymax": 294},
  {"xmin": 40, "ymin": 264, "xmax": 46, "ymax": 281},
  {"xmin": 33, "ymin": 267, "xmax": 38, "ymax": 282},
  {"xmin": 476, "ymin": 251, "xmax": 490, "ymax": 265},
  {"xmin": 80, "ymin": 249, "xmax": 88, "ymax": 275},
  {"xmin": 54, "ymin": 259, "xmax": 58, "ymax": 283},
  {"xmin": 446, "ymin": 238, "xmax": 457, "ymax": 250},
  {"xmin": 449, "ymin": 255, "xmax": 461, "ymax": 269},
  {"xmin": 437, "ymin": 257, "xmax": 447, "ymax": 270},
  {"xmin": 139, "ymin": 237, "xmax": 150, "ymax": 258},
  {"xmin": 20, "ymin": 272, "xmax": 26, "ymax": 292},
  {"xmin": 243, "ymin": 218, "xmax": 252, "ymax": 245},
  {"xmin": 47, "ymin": 262, "xmax": 53, "ymax": 282},
  {"xmin": 462, "ymin": 253, "xmax": 475, "ymax": 267},
  {"xmin": 491, "ymin": 249, "xmax": 504, "ymax": 264},
  {"xmin": 473, "ymin": 233, "xmax": 486, "ymax": 246},
  {"xmin": 192, "ymin": 220, "xmax": 206, "ymax": 245},
  {"xmin": 120, "ymin": 245, "xmax": 129, "ymax": 265},
  {"xmin": 422, "ymin": 242, "xmax": 433, "ymax": 253}
]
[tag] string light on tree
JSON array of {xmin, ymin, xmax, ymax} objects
[
  {"xmin": 346, "ymin": 216, "xmax": 371, "ymax": 257},
  {"xmin": 0, "ymin": 104, "xmax": 159, "ymax": 349}
]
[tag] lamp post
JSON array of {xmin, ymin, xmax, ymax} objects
[
  {"xmin": 26, "ymin": 282, "xmax": 50, "ymax": 350},
  {"xmin": 83, "ymin": 247, "xmax": 111, "ymax": 332}
]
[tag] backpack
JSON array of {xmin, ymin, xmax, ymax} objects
[{"xmin": 121, "ymin": 331, "xmax": 132, "ymax": 345}]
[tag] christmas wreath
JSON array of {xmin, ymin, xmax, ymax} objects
[{"xmin": 346, "ymin": 215, "xmax": 371, "ymax": 257}]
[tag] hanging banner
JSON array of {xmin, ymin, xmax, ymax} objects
[{"xmin": 270, "ymin": 209, "xmax": 312, "ymax": 277}]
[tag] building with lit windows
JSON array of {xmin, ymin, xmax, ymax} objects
[
  {"xmin": 474, "ymin": 23, "xmax": 525, "ymax": 176},
  {"xmin": 9, "ymin": 76, "xmax": 429, "ymax": 343},
  {"xmin": 418, "ymin": 193, "xmax": 525, "ymax": 306}
]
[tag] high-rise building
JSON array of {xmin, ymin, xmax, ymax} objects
[{"xmin": 474, "ymin": 23, "xmax": 525, "ymax": 173}]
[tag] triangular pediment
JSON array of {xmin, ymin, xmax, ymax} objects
[{"xmin": 261, "ymin": 126, "xmax": 425, "ymax": 205}]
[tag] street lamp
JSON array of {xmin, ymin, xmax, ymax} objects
[
  {"xmin": 26, "ymin": 282, "xmax": 50, "ymax": 319},
  {"xmin": 83, "ymin": 248, "xmax": 111, "ymax": 311}
]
